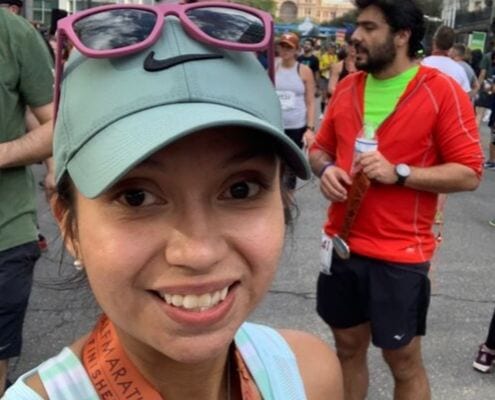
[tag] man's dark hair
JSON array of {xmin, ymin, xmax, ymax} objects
[
  {"xmin": 0, "ymin": 0, "xmax": 23, "ymax": 7},
  {"xmin": 452, "ymin": 43, "xmax": 466, "ymax": 58},
  {"xmin": 433, "ymin": 25, "xmax": 455, "ymax": 51},
  {"xmin": 354, "ymin": 0, "xmax": 425, "ymax": 58}
]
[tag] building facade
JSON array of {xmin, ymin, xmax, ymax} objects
[
  {"xmin": 30, "ymin": 0, "xmax": 153, "ymax": 26},
  {"xmin": 276, "ymin": 0, "xmax": 354, "ymax": 24},
  {"xmin": 442, "ymin": 0, "xmax": 494, "ymax": 33},
  {"xmin": 440, "ymin": 0, "xmax": 494, "ymax": 50}
]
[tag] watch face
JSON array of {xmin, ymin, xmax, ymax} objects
[{"xmin": 396, "ymin": 163, "xmax": 410, "ymax": 177}]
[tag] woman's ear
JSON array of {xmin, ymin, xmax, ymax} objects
[{"xmin": 50, "ymin": 193, "xmax": 78, "ymax": 259}]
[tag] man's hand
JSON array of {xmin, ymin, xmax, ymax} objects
[
  {"xmin": 0, "ymin": 103, "xmax": 53, "ymax": 169},
  {"xmin": 303, "ymin": 129, "xmax": 316, "ymax": 150},
  {"xmin": 358, "ymin": 151, "xmax": 396, "ymax": 185},
  {"xmin": 320, "ymin": 165, "xmax": 352, "ymax": 202},
  {"xmin": 43, "ymin": 158, "xmax": 56, "ymax": 201}
]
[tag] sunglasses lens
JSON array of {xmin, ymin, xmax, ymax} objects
[
  {"xmin": 186, "ymin": 7, "xmax": 265, "ymax": 44},
  {"xmin": 74, "ymin": 9, "xmax": 157, "ymax": 50}
]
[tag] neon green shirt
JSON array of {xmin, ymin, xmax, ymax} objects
[
  {"xmin": 364, "ymin": 66, "xmax": 419, "ymax": 132},
  {"xmin": 0, "ymin": 10, "xmax": 53, "ymax": 251}
]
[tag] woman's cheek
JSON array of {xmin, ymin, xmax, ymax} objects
[{"xmin": 242, "ymin": 208, "xmax": 285, "ymax": 276}]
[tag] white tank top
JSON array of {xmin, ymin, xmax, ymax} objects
[{"xmin": 275, "ymin": 61, "xmax": 307, "ymax": 130}]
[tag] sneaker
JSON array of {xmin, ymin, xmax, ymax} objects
[
  {"xmin": 484, "ymin": 161, "xmax": 495, "ymax": 170},
  {"xmin": 489, "ymin": 219, "xmax": 495, "ymax": 228},
  {"xmin": 37, "ymin": 234, "xmax": 48, "ymax": 252},
  {"xmin": 473, "ymin": 343, "xmax": 495, "ymax": 373}
]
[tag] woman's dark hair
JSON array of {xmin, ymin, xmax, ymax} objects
[{"xmin": 354, "ymin": 0, "xmax": 425, "ymax": 58}]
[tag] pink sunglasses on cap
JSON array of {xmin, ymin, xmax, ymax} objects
[{"xmin": 54, "ymin": 1, "xmax": 275, "ymax": 118}]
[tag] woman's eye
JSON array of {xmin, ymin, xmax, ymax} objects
[
  {"xmin": 119, "ymin": 190, "xmax": 157, "ymax": 207},
  {"xmin": 225, "ymin": 181, "xmax": 261, "ymax": 199}
]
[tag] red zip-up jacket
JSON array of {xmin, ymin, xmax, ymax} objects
[{"xmin": 313, "ymin": 66, "xmax": 483, "ymax": 263}]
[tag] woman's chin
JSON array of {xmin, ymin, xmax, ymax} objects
[{"xmin": 153, "ymin": 331, "xmax": 237, "ymax": 365}]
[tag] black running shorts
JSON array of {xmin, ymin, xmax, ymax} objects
[
  {"xmin": 0, "ymin": 241, "xmax": 39, "ymax": 359},
  {"xmin": 316, "ymin": 253, "xmax": 430, "ymax": 350}
]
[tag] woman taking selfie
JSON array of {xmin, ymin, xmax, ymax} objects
[{"xmin": 3, "ymin": 2, "xmax": 342, "ymax": 399}]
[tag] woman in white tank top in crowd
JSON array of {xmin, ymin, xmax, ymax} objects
[{"xmin": 275, "ymin": 32, "xmax": 316, "ymax": 189}]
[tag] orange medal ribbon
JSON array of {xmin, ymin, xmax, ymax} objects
[
  {"xmin": 82, "ymin": 315, "xmax": 262, "ymax": 400},
  {"xmin": 82, "ymin": 315, "xmax": 163, "ymax": 400}
]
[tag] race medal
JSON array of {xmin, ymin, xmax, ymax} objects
[
  {"xmin": 82, "ymin": 315, "xmax": 163, "ymax": 400},
  {"xmin": 332, "ymin": 235, "xmax": 350, "ymax": 260}
]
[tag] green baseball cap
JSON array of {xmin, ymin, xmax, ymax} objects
[{"xmin": 54, "ymin": 16, "xmax": 310, "ymax": 199}]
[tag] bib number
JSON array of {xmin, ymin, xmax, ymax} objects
[
  {"xmin": 320, "ymin": 232, "xmax": 334, "ymax": 275},
  {"xmin": 276, "ymin": 90, "xmax": 296, "ymax": 110}
]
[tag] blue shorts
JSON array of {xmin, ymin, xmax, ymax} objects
[
  {"xmin": 316, "ymin": 253, "xmax": 430, "ymax": 350},
  {"xmin": 0, "ymin": 241, "xmax": 39, "ymax": 359}
]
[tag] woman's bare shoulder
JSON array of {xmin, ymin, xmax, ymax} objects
[
  {"xmin": 299, "ymin": 63, "xmax": 314, "ymax": 80},
  {"xmin": 279, "ymin": 329, "xmax": 343, "ymax": 400}
]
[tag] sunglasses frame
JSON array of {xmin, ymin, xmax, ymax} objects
[{"xmin": 54, "ymin": 1, "xmax": 275, "ymax": 118}]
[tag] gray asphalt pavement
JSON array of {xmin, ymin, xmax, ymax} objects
[{"xmin": 7, "ymin": 130, "xmax": 495, "ymax": 399}]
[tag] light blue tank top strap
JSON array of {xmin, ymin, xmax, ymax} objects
[
  {"xmin": 4, "ymin": 324, "xmax": 306, "ymax": 400},
  {"xmin": 2, "ymin": 347, "xmax": 98, "ymax": 400},
  {"xmin": 235, "ymin": 322, "xmax": 307, "ymax": 400},
  {"xmin": 37, "ymin": 347, "xmax": 98, "ymax": 399}
]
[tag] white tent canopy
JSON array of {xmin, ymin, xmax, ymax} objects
[{"xmin": 298, "ymin": 17, "xmax": 316, "ymax": 36}]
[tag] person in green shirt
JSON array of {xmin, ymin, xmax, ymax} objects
[{"xmin": 0, "ymin": 8, "xmax": 53, "ymax": 396}]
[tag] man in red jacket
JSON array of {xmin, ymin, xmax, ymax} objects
[{"xmin": 309, "ymin": 1, "xmax": 483, "ymax": 399}]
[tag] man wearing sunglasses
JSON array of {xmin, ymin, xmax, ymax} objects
[{"xmin": 0, "ymin": 8, "xmax": 54, "ymax": 396}]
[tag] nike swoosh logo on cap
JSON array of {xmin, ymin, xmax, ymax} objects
[{"xmin": 143, "ymin": 52, "xmax": 224, "ymax": 72}]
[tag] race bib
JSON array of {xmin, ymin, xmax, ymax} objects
[
  {"xmin": 320, "ymin": 232, "xmax": 334, "ymax": 275},
  {"xmin": 276, "ymin": 90, "xmax": 296, "ymax": 110}
]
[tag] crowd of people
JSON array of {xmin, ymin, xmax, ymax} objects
[
  {"xmin": 0, "ymin": 0, "xmax": 494, "ymax": 399},
  {"xmin": 274, "ymin": 33, "xmax": 358, "ymax": 121}
]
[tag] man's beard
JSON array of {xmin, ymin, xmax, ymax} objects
[{"xmin": 355, "ymin": 35, "xmax": 397, "ymax": 74}]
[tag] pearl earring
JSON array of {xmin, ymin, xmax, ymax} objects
[{"xmin": 73, "ymin": 259, "xmax": 84, "ymax": 271}]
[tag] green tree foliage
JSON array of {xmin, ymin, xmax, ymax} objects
[{"xmin": 236, "ymin": 0, "xmax": 276, "ymax": 14}]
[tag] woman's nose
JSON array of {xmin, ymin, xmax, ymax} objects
[{"xmin": 163, "ymin": 207, "xmax": 228, "ymax": 271}]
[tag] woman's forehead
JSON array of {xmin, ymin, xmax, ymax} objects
[{"xmin": 139, "ymin": 128, "xmax": 278, "ymax": 168}]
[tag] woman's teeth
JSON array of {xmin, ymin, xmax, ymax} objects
[{"xmin": 159, "ymin": 286, "xmax": 229, "ymax": 311}]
